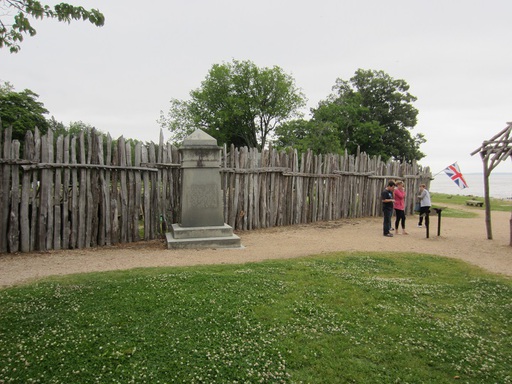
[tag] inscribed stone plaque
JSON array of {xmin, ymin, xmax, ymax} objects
[
  {"xmin": 188, "ymin": 185, "xmax": 219, "ymax": 209},
  {"xmin": 180, "ymin": 169, "xmax": 224, "ymax": 227}
]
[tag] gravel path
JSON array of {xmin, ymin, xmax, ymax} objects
[{"xmin": 1, "ymin": 205, "xmax": 510, "ymax": 287}]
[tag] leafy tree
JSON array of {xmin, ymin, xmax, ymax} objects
[
  {"xmin": 158, "ymin": 99, "xmax": 197, "ymax": 146},
  {"xmin": 46, "ymin": 115, "xmax": 66, "ymax": 135},
  {"xmin": 67, "ymin": 120, "xmax": 97, "ymax": 136},
  {"xmin": 0, "ymin": 81, "xmax": 49, "ymax": 140},
  {"xmin": 159, "ymin": 59, "xmax": 306, "ymax": 149},
  {"xmin": 312, "ymin": 69, "xmax": 425, "ymax": 162},
  {"xmin": 1, "ymin": 0, "xmax": 105, "ymax": 53},
  {"xmin": 274, "ymin": 119, "xmax": 343, "ymax": 155},
  {"xmin": 47, "ymin": 117, "xmax": 97, "ymax": 137}
]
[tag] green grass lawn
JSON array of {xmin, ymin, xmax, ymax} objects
[
  {"xmin": 430, "ymin": 192, "xmax": 512, "ymax": 218},
  {"xmin": 1, "ymin": 253, "xmax": 510, "ymax": 383}
]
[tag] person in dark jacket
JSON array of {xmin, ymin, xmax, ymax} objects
[{"xmin": 382, "ymin": 180, "xmax": 396, "ymax": 237}]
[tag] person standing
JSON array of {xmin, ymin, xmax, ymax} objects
[
  {"xmin": 393, "ymin": 180, "xmax": 408, "ymax": 234},
  {"xmin": 417, "ymin": 184, "xmax": 431, "ymax": 228},
  {"xmin": 382, "ymin": 180, "xmax": 396, "ymax": 237}
]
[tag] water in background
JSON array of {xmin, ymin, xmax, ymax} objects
[{"xmin": 429, "ymin": 173, "xmax": 512, "ymax": 199}]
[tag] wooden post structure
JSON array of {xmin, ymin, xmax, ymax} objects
[
  {"xmin": 510, "ymin": 212, "xmax": 512, "ymax": 247},
  {"xmin": 482, "ymin": 154, "xmax": 493, "ymax": 240},
  {"xmin": 471, "ymin": 122, "xmax": 512, "ymax": 241}
]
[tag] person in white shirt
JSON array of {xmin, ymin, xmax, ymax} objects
[{"xmin": 417, "ymin": 184, "xmax": 431, "ymax": 228}]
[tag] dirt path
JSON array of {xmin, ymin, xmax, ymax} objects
[{"xmin": 1, "ymin": 205, "xmax": 511, "ymax": 287}]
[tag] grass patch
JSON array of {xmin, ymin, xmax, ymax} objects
[
  {"xmin": 432, "ymin": 193, "xmax": 512, "ymax": 213},
  {"xmin": 429, "ymin": 205, "xmax": 477, "ymax": 219},
  {"xmin": 1, "ymin": 253, "xmax": 510, "ymax": 383}
]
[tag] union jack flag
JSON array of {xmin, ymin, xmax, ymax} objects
[{"xmin": 444, "ymin": 162, "xmax": 469, "ymax": 189}]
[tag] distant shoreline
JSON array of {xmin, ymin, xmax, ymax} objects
[
  {"xmin": 430, "ymin": 172, "xmax": 511, "ymax": 200},
  {"xmin": 430, "ymin": 191, "xmax": 512, "ymax": 201}
]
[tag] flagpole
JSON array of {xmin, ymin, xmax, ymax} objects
[{"xmin": 431, "ymin": 161, "xmax": 457, "ymax": 178}]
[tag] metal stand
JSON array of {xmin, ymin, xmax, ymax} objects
[
  {"xmin": 433, "ymin": 208, "xmax": 443, "ymax": 237},
  {"xmin": 426, "ymin": 208, "xmax": 443, "ymax": 238}
]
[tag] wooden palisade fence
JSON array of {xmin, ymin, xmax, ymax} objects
[
  {"xmin": 0, "ymin": 126, "xmax": 431, "ymax": 253},
  {"xmin": 222, "ymin": 145, "xmax": 430, "ymax": 230}
]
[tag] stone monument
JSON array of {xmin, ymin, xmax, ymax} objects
[{"xmin": 166, "ymin": 129, "xmax": 242, "ymax": 249}]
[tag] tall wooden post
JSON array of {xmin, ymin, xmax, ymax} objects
[
  {"xmin": 481, "ymin": 154, "xmax": 493, "ymax": 240},
  {"xmin": 471, "ymin": 122, "xmax": 512, "ymax": 242},
  {"xmin": 509, "ymin": 212, "xmax": 512, "ymax": 246}
]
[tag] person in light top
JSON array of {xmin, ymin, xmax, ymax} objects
[{"xmin": 417, "ymin": 184, "xmax": 431, "ymax": 228}]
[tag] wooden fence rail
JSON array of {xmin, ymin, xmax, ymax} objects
[
  {"xmin": 0, "ymin": 127, "xmax": 431, "ymax": 253},
  {"xmin": 221, "ymin": 145, "xmax": 430, "ymax": 230}
]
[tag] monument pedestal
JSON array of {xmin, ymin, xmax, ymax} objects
[
  {"xmin": 166, "ymin": 129, "xmax": 242, "ymax": 249},
  {"xmin": 166, "ymin": 223, "xmax": 241, "ymax": 249}
]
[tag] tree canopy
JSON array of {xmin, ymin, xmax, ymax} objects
[
  {"xmin": 0, "ymin": 81, "xmax": 49, "ymax": 140},
  {"xmin": 274, "ymin": 119, "xmax": 343, "ymax": 155},
  {"xmin": 0, "ymin": 0, "xmax": 104, "ymax": 53},
  {"xmin": 47, "ymin": 117, "xmax": 98, "ymax": 137},
  {"xmin": 309, "ymin": 69, "xmax": 425, "ymax": 162},
  {"xmin": 0, "ymin": 82, "xmax": 103, "ymax": 143},
  {"xmin": 159, "ymin": 59, "xmax": 307, "ymax": 149}
]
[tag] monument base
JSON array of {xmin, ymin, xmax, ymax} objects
[{"xmin": 166, "ymin": 223, "xmax": 242, "ymax": 249}]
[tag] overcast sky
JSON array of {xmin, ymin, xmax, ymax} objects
[{"xmin": 1, "ymin": 0, "xmax": 511, "ymax": 175}]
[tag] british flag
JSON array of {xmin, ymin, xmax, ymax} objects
[{"xmin": 444, "ymin": 162, "xmax": 469, "ymax": 189}]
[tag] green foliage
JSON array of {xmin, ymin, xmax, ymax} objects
[
  {"xmin": 1, "ymin": 81, "xmax": 146, "ymax": 165},
  {"xmin": 1, "ymin": 82, "xmax": 106, "ymax": 145},
  {"xmin": 69, "ymin": 121, "xmax": 100, "ymax": 136},
  {"xmin": 47, "ymin": 118, "xmax": 98, "ymax": 137},
  {"xmin": 432, "ymin": 193, "xmax": 512, "ymax": 212},
  {"xmin": 311, "ymin": 69, "xmax": 425, "ymax": 162},
  {"xmin": 0, "ymin": 254, "xmax": 510, "ymax": 383},
  {"xmin": 274, "ymin": 119, "xmax": 343, "ymax": 155},
  {"xmin": 0, "ymin": 0, "xmax": 105, "ymax": 53},
  {"xmin": 430, "ymin": 205, "xmax": 478, "ymax": 219},
  {"xmin": 161, "ymin": 65, "xmax": 426, "ymax": 159},
  {"xmin": 0, "ymin": 80, "xmax": 49, "ymax": 140},
  {"xmin": 159, "ymin": 59, "xmax": 306, "ymax": 149},
  {"xmin": 157, "ymin": 98, "xmax": 197, "ymax": 147}
]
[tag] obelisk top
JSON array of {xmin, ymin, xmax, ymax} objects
[{"xmin": 183, "ymin": 129, "xmax": 218, "ymax": 147}]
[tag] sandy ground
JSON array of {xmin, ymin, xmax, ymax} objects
[{"xmin": 1, "ymin": 204, "xmax": 511, "ymax": 287}]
